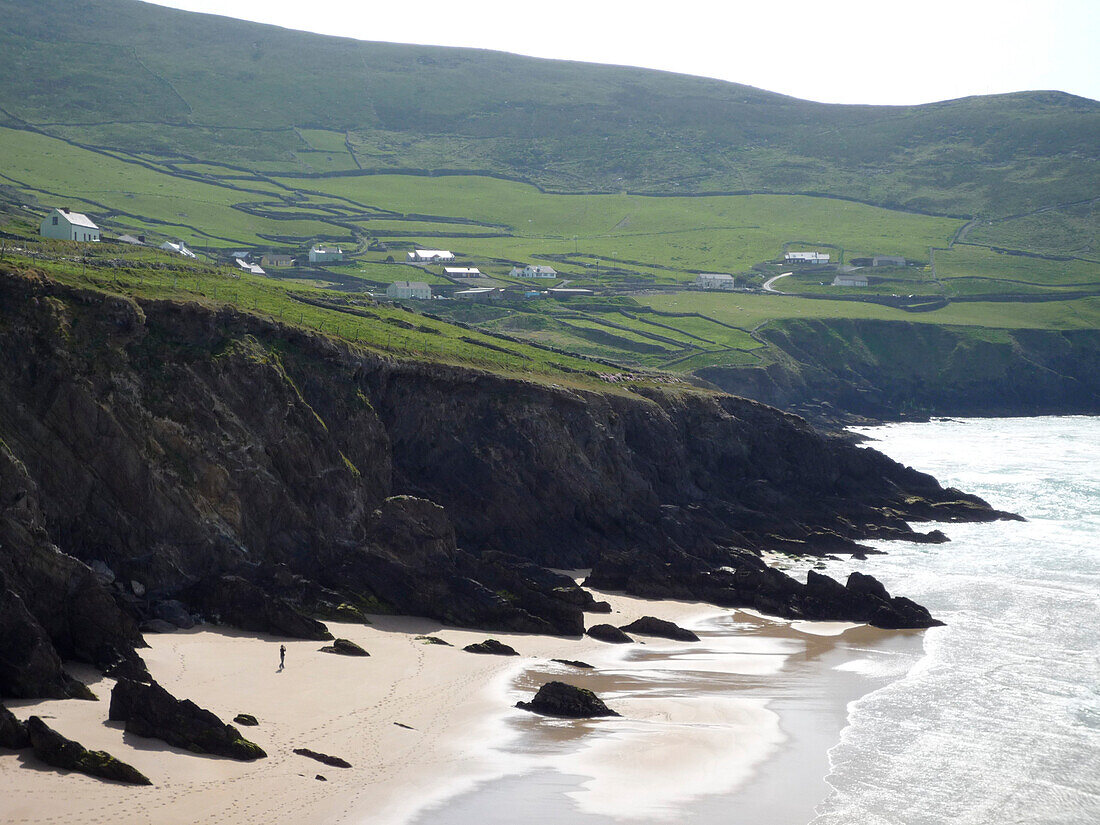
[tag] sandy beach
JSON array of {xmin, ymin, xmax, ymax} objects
[{"xmin": 0, "ymin": 586, "xmax": 923, "ymax": 825}]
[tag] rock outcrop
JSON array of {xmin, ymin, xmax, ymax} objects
[
  {"xmin": 109, "ymin": 678, "xmax": 266, "ymax": 760},
  {"xmin": 551, "ymin": 659, "xmax": 594, "ymax": 669},
  {"xmin": 586, "ymin": 624, "xmax": 633, "ymax": 644},
  {"xmin": 619, "ymin": 617, "xmax": 700, "ymax": 642},
  {"xmin": 515, "ymin": 681, "xmax": 620, "ymax": 718},
  {"xmin": 0, "ymin": 702, "xmax": 29, "ymax": 749},
  {"xmin": 319, "ymin": 638, "xmax": 369, "ymax": 656},
  {"xmin": 25, "ymin": 716, "xmax": 151, "ymax": 785},
  {"xmin": 463, "ymin": 639, "xmax": 520, "ymax": 656},
  {"xmin": 293, "ymin": 747, "xmax": 351, "ymax": 768}
]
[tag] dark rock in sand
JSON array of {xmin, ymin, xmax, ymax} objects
[
  {"xmin": 139, "ymin": 619, "xmax": 179, "ymax": 635},
  {"xmin": 152, "ymin": 600, "xmax": 195, "ymax": 630},
  {"xmin": 415, "ymin": 636, "xmax": 452, "ymax": 646},
  {"xmin": 294, "ymin": 747, "xmax": 351, "ymax": 768},
  {"xmin": 516, "ymin": 681, "xmax": 620, "ymax": 718},
  {"xmin": 585, "ymin": 624, "xmax": 632, "ymax": 644},
  {"xmin": 619, "ymin": 616, "xmax": 699, "ymax": 642},
  {"xmin": 316, "ymin": 774, "xmax": 327, "ymax": 781},
  {"xmin": 463, "ymin": 639, "xmax": 520, "ymax": 656},
  {"xmin": 25, "ymin": 716, "xmax": 151, "ymax": 785},
  {"xmin": 109, "ymin": 678, "xmax": 266, "ymax": 760},
  {"xmin": 233, "ymin": 714, "xmax": 259, "ymax": 727},
  {"xmin": 319, "ymin": 638, "xmax": 369, "ymax": 657},
  {"xmin": 551, "ymin": 659, "xmax": 594, "ymax": 670},
  {"xmin": 0, "ymin": 702, "xmax": 29, "ymax": 750}
]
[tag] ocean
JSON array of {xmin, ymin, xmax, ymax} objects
[
  {"xmin": 813, "ymin": 416, "xmax": 1100, "ymax": 825},
  {"xmin": 411, "ymin": 416, "xmax": 1100, "ymax": 824}
]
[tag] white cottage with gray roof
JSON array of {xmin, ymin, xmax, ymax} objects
[{"xmin": 40, "ymin": 208, "xmax": 100, "ymax": 242}]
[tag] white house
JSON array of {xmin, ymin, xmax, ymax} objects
[
  {"xmin": 785, "ymin": 251, "xmax": 830, "ymax": 265},
  {"xmin": 695, "ymin": 273, "xmax": 736, "ymax": 290},
  {"xmin": 309, "ymin": 245, "xmax": 344, "ymax": 264},
  {"xmin": 510, "ymin": 265, "xmax": 557, "ymax": 278},
  {"xmin": 444, "ymin": 267, "xmax": 482, "ymax": 278},
  {"xmin": 160, "ymin": 240, "xmax": 197, "ymax": 258},
  {"xmin": 407, "ymin": 249, "xmax": 454, "ymax": 263},
  {"xmin": 235, "ymin": 258, "xmax": 266, "ymax": 276},
  {"xmin": 40, "ymin": 208, "xmax": 100, "ymax": 242},
  {"xmin": 872, "ymin": 255, "xmax": 906, "ymax": 267},
  {"xmin": 832, "ymin": 274, "xmax": 869, "ymax": 287},
  {"xmin": 386, "ymin": 281, "xmax": 432, "ymax": 300}
]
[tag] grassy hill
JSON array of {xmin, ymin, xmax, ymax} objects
[{"xmin": 1, "ymin": 0, "xmax": 1097, "ymax": 419}]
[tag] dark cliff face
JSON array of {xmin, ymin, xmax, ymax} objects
[
  {"xmin": 699, "ymin": 319, "xmax": 1100, "ymax": 425},
  {"xmin": 0, "ymin": 270, "xmax": 1011, "ymax": 697}
]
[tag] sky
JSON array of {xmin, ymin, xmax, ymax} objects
[{"xmin": 145, "ymin": 0, "xmax": 1100, "ymax": 105}]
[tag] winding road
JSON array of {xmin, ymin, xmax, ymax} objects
[{"xmin": 762, "ymin": 272, "xmax": 792, "ymax": 293}]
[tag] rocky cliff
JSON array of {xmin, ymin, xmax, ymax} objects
[
  {"xmin": 0, "ymin": 267, "xmax": 1014, "ymax": 698},
  {"xmin": 699, "ymin": 319, "xmax": 1100, "ymax": 425}
]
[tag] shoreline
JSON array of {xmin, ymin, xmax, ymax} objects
[{"xmin": 0, "ymin": 590, "xmax": 924, "ymax": 825}]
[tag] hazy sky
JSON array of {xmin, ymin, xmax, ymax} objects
[{"xmin": 145, "ymin": 0, "xmax": 1099, "ymax": 105}]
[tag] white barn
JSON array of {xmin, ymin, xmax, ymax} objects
[
  {"xmin": 785, "ymin": 251, "xmax": 830, "ymax": 265},
  {"xmin": 40, "ymin": 208, "xmax": 100, "ymax": 242},
  {"xmin": 510, "ymin": 265, "xmax": 557, "ymax": 278},
  {"xmin": 407, "ymin": 249, "xmax": 454, "ymax": 263},
  {"xmin": 386, "ymin": 281, "xmax": 432, "ymax": 300},
  {"xmin": 160, "ymin": 240, "xmax": 197, "ymax": 259},
  {"xmin": 444, "ymin": 267, "xmax": 482, "ymax": 278},
  {"xmin": 695, "ymin": 273, "xmax": 736, "ymax": 290}
]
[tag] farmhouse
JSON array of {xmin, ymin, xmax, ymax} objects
[
  {"xmin": 444, "ymin": 267, "xmax": 482, "ymax": 278},
  {"xmin": 386, "ymin": 281, "xmax": 432, "ymax": 300},
  {"xmin": 235, "ymin": 258, "xmax": 266, "ymax": 276},
  {"xmin": 261, "ymin": 254, "xmax": 294, "ymax": 268},
  {"xmin": 785, "ymin": 251, "xmax": 830, "ymax": 265},
  {"xmin": 454, "ymin": 287, "xmax": 500, "ymax": 302},
  {"xmin": 872, "ymin": 255, "xmax": 906, "ymax": 267},
  {"xmin": 510, "ymin": 265, "xmax": 557, "ymax": 278},
  {"xmin": 407, "ymin": 249, "xmax": 454, "ymax": 263},
  {"xmin": 40, "ymin": 208, "xmax": 100, "ymax": 242},
  {"xmin": 695, "ymin": 273, "xmax": 736, "ymax": 290},
  {"xmin": 309, "ymin": 245, "xmax": 344, "ymax": 264},
  {"xmin": 832, "ymin": 274, "xmax": 869, "ymax": 287},
  {"xmin": 160, "ymin": 240, "xmax": 197, "ymax": 258}
]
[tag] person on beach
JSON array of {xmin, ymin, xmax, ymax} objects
[{"xmin": 279, "ymin": 645, "xmax": 286, "ymax": 669}]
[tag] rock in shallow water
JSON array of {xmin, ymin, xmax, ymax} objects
[
  {"xmin": 618, "ymin": 616, "xmax": 699, "ymax": 642},
  {"xmin": 516, "ymin": 681, "xmax": 620, "ymax": 718}
]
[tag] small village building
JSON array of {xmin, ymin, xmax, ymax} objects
[
  {"xmin": 444, "ymin": 267, "xmax": 482, "ymax": 278},
  {"xmin": 510, "ymin": 264, "xmax": 557, "ymax": 278},
  {"xmin": 872, "ymin": 255, "xmax": 906, "ymax": 267},
  {"xmin": 548, "ymin": 287, "xmax": 594, "ymax": 297},
  {"xmin": 116, "ymin": 234, "xmax": 145, "ymax": 246},
  {"xmin": 785, "ymin": 251, "xmax": 830, "ymax": 265},
  {"xmin": 695, "ymin": 273, "xmax": 736, "ymax": 290},
  {"xmin": 407, "ymin": 249, "xmax": 454, "ymax": 263},
  {"xmin": 160, "ymin": 240, "xmax": 197, "ymax": 258},
  {"xmin": 261, "ymin": 254, "xmax": 294, "ymax": 268},
  {"xmin": 235, "ymin": 258, "xmax": 266, "ymax": 276},
  {"xmin": 309, "ymin": 245, "xmax": 344, "ymax": 264},
  {"xmin": 454, "ymin": 287, "xmax": 500, "ymax": 302},
  {"xmin": 832, "ymin": 274, "xmax": 869, "ymax": 287},
  {"xmin": 386, "ymin": 281, "xmax": 432, "ymax": 300},
  {"xmin": 40, "ymin": 208, "xmax": 100, "ymax": 242}
]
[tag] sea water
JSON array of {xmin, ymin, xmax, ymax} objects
[{"xmin": 811, "ymin": 416, "xmax": 1100, "ymax": 825}]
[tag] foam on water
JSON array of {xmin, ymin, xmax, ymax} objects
[{"xmin": 811, "ymin": 417, "xmax": 1100, "ymax": 825}]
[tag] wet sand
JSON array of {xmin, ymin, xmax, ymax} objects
[{"xmin": 0, "ymin": 588, "xmax": 924, "ymax": 825}]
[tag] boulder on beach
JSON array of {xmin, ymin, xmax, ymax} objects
[
  {"xmin": 294, "ymin": 747, "xmax": 351, "ymax": 768},
  {"xmin": 109, "ymin": 678, "xmax": 266, "ymax": 761},
  {"xmin": 585, "ymin": 624, "xmax": 632, "ymax": 644},
  {"xmin": 516, "ymin": 681, "xmax": 620, "ymax": 718},
  {"xmin": 233, "ymin": 713, "xmax": 259, "ymax": 727},
  {"xmin": 462, "ymin": 639, "xmax": 520, "ymax": 656},
  {"xmin": 0, "ymin": 703, "xmax": 29, "ymax": 750},
  {"xmin": 319, "ymin": 638, "xmax": 369, "ymax": 657},
  {"xmin": 25, "ymin": 716, "xmax": 151, "ymax": 785},
  {"xmin": 618, "ymin": 616, "xmax": 699, "ymax": 642},
  {"xmin": 551, "ymin": 658, "xmax": 594, "ymax": 670},
  {"xmin": 414, "ymin": 635, "xmax": 452, "ymax": 646}
]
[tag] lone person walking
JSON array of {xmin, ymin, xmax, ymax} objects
[{"xmin": 279, "ymin": 644, "xmax": 286, "ymax": 669}]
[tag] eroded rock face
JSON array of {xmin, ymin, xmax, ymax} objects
[
  {"xmin": 0, "ymin": 702, "xmax": 29, "ymax": 749},
  {"xmin": 109, "ymin": 678, "xmax": 266, "ymax": 761},
  {"xmin": 184, "ymin": 575, "xmax": 332, "ymax": 641},
  {"xmin": 25, "ymin": 716, "xmax": 151, "ymax": 785},
  {"xmin": 516, "ymin": 681, "xmax": 620, "ymax": 718}
]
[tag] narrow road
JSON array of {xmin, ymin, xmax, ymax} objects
[{"xmin": 762, "ymin": 272, "xmax": 792, "ymax": 293}]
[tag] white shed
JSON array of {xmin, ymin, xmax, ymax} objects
[
  {"xmin": 785, "ymin": 251, "xmax": 830, "ymax": 264},
  {"xmin": 40, "ymin": 208, "xmax": 100, "ymax": 242},
  {"xmin": 444, "ymin": 267, "xmax": 482, "ymax": 278},
  {"xmin": 407, "ymin": 249, "xmax": 454, "ymax": 263}
]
